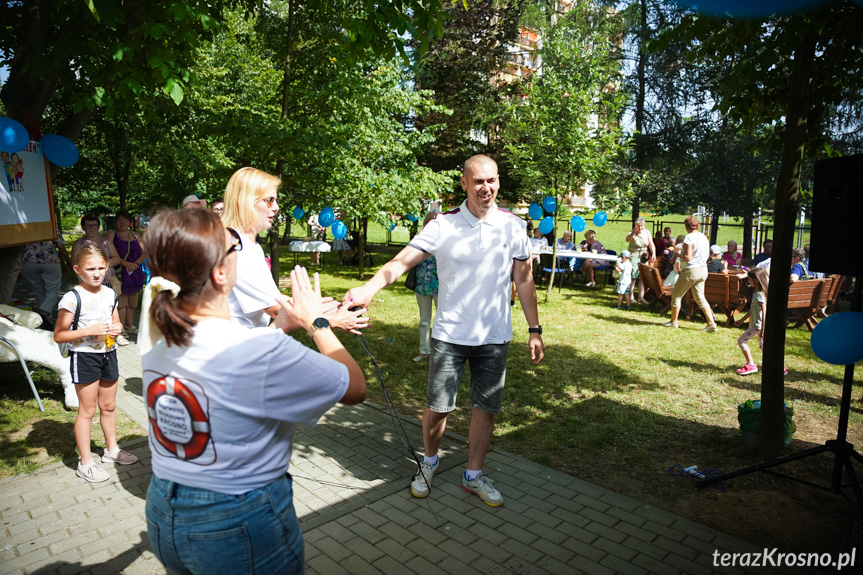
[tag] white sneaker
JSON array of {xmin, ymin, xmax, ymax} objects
[
  {"xmin": 585, "ymin": 281, "xmax": 596, "ymax": 287},
  {"xmin": 462, "ymin": 472, "xmax": 504, "ymax": 507},
  {"xmin": 410, "ymin": 458, "xmax": 439, "ymax": 498},
  {"xmin": 662, "ymin": 321, "xmax": 679, "ymax": 328},
  {"xmin": 77, "ymin": 460, "xmax": 110, "ymax": 483}
]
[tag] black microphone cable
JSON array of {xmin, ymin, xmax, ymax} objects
[{"xmin": 351, "ymin": 326, "xmax": 431, "ymax": 495}]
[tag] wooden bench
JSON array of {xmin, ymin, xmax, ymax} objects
[
  {"xmin": 639, "ymin": 263, "xmax": 673, "ymax": 315},
  {"xmin": 788, "ymin": 277, "xmax": 833, "ymax": 331},
  {"xmin": 680, "ymin": 272, "xmax": 749, "ymax": 326}
]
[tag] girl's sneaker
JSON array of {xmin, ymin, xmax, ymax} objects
[
  {"xmin": 101, "ymin": 448, "xmax": 138, "ymax": 465},
  {"xmin": 77, "ymin": 460, "xmax": 110, "ymax": 483},
  {"xmin": 615, "ymin": 305, "xmax": 621, "ymax": 309},
  {"xmin": 737, "ymin": 363, "xmax": 758, "ymax": 375}
]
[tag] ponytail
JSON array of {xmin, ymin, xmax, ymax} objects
[{"xmin": 144, "ymin": 209, "xmax": 227, "ymax": 348}]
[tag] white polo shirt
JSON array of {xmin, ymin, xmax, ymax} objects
[{"xmin": 408, "ymin": 201, "xmax": 530, "ymax": 346}]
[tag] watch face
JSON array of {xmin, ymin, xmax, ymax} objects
[{"xmin": 313, "ymin": 317, "xmax": 330, "ymax": 330}]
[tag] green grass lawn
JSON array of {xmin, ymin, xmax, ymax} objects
[{"xmin": 285, "ymin": 244, "xmax": 858, "ymax": 551}]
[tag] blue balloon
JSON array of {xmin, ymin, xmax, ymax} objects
[
  {"xmin": 388, "ymin": 220, "xmax": 396, "ymax": 231},
  {"xmin": 570, "ymin": 215, "xmax": 586, "ymax": 233},
  {"xmin": 592, "ymin": 211, "xmax": 608, "ymax": 227},
  {"xmin": 318, "ymin": 207, "xmax": 335, "ymax": 227},
  {"xmin": 0, "ymin": 117, "xmax": 29, "ymax": 153},
  {"xmin": 407, "ymin": 213, "xmax": 418, "ymax": 222},
  {"xmin": 528, "ymin": 203, "xmax": 543, "ymax": 220},
  {"xmin": 538, "ymin": 216, "xmax": 554, "ymax": 235},
  {"xmin": 41, "ymin": 134, "xmax": 79, "ymax": 167},
  {"xmin": 292, "ymin": 206, "xmax": 305, "ymax": 220},
  {"xmin": 811, "ymin": 312, "xmax": 863, "ymax": 365},
  {"xmin": 673, "ymin": 0, "xmax": 829, "ymax": 18},
  {"xmin": 332, "ymin": 220, "xmax": 347, "ymax": 239},
  {"xmin": 543, "ymin": 196, "xmax": 557, "ymax": 213}
]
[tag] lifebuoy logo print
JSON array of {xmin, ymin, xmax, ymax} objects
[{"xmin": 146, "ymin": 374, "xmax": 215, "ymax": 464}]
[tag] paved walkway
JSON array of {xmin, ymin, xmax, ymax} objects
[{"xmin": 1, "ymin": 337, "xmax": 800, "ymax": 575}]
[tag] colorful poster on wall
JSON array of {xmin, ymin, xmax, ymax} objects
[{"xmin": 0, "ymin": 140, "xmax": 56, "ymax": 247}]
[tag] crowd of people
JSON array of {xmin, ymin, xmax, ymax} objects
[
  {"xmin": 14, "ymin": 151, "xmax": 835, "ymax": 573},
  {"xmin": 37, "ymin": 155, "xmax": 545, "ymax": 573}
]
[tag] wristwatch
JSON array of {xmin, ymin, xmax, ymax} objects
[
  {"xmin": 307, "ymin": 317, "xmax": 331, "ymax": 336},
  {"xmin": 528, "ymin": 325, "xmax": 542, "ymax": 335}
]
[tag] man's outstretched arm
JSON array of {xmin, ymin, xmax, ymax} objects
[{"xmin": 342, "ymin": 246, "xmax": 429, "ymax": 307}]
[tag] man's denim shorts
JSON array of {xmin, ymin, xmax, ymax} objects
[{"xmin": 427, "ymin": 338, "xmax": 509, "ymax": 414}]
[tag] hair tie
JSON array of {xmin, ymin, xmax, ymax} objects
[
  {"xmin": 138, "ymin": 276, "xmax": 181, "ymax": 355},
  {"xmin": 148, "ymin": 276, "xmax": 181, "ymax": 299}
]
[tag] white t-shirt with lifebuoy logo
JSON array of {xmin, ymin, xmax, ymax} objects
[{"xmin": 143, "ymin": 318, "xmax": 349, "ymax": 495}]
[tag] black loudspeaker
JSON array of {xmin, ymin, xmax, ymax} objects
[{"xmin": 810, "ymin": 154, "xmax": 863, "ymax": 276}]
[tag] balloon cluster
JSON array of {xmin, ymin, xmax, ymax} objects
[
  {"xmin": 292, "ymin": 205, "xmax": 347, "ymax": 239},
  {"xmin": 0, "ymin": 117, "xmax": 79, "ymax": 167},
  {"xmin": 527, "ymin": 195, "xmax": 608, "ymax": 233}
]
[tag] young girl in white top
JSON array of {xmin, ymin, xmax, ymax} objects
[
  {"xmin": 54, "ymin": 245, "xmax": 139, "ymax": 483},
  {"xmin": 736, "ymin": 267, "xmax": 769, "ymax": 375}
]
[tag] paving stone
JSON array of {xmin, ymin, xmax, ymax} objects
[
  {"xmin": 502, "ymin": 555, "xmax": 551, "ymax": 574},
  {"xmin": 531, "ymin": 536, "xmax": 575, "ymax": 563},
  {"xmin": 567, "ymin": 554, "xmax": 616, "ymax": 575},
  {"xmin": 344, "ymin": 535, "xmax": 387, "ymax": 564},
  {"xmin": 319, "ymin": 521, "xmax": 358, "ymax": 545},
  {"xmin": 622, "ymin": 534, "xmax": 668, "ymax": 561},
  {"xmin": 373, "ymin": 554, "xmax": 416, "ymax": 574},
  {"xmin": 497, "ymin": 522, "xmax": 539, "ymax": 545},
  {"xmin": 600, "ymin": 551, "xmax": 649, "ymax": 575},
  {"xmin": 339, "ymin": 554, "xmax": 383, "ymax": 575},
  {"xmin": 633, "ymin": 554, "xmax": 682, "ymax": 575},
  {"xmin": 313, "ymin": 535, "xmax": 353, "ymax": 562},
  {"xmin": 378, "ymin": 521, "xmax": 419, "ymax": 546},
  {"xmin": 439, "ymin": 555, "xmax": 482, "ymax": 575},
  {"xmin": 584, "ymin": 520, "xmax": 627, "ymax": 544},
  {"xmin": 406, "ymin": 537, "xmax": 450, "ymax": 565},
  {"xmin": 376, "ymin": 537, "xmax": 418, "ymax": 563},
  {"xmin": 308, "ymin": 553, "xmax": 351, "ymax": 575},
  {"xmin": 665, "ymin": 551, "xmax": 714, "ymax": 575},
  {"xmin": 348, "ymin": 519, "xmax": 388, "ymax": 545}
]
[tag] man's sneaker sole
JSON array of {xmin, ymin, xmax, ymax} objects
[{"xmin": 461, "ymin": 484, "xmax": 504, "ymax": 507}]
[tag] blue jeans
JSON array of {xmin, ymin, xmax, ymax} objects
[{"xmin": 146, "ymin": 473, "xmax": 304, "ymax": 574}]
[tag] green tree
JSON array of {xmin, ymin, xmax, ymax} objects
[
  {"xmin": 503, "ymin": 1, "xmax": 627, "ymax": 300},
  {"xmin": 660, "ymin": 2, "xmax": 863, "ymax": 457},
  {"xmin": 412, "ymin": 0, "xmax": 525, "ymax": 190}
]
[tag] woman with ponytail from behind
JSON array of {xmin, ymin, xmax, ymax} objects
[{"xmin": 141, "ymin": 209, "xmax": 366, "ymax": 574}]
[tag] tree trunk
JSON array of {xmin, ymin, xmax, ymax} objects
[
  {"xmin": 709, "ymin": 212, "xmax": 719, "ymax": 245},
  {"xmin": 358, "ymin": 217, "xmax": 367, "ymax": 280},
  {"xmin": 631, "ymin": 0, "xmax": 647, "ymax": 226},
  {"xmin": 269, "ymin": 0, "xmax": 296, "ymax": 287},
  {"xmin": 759, "ymin": 32, "xmax": 816, "ymax": 459}
]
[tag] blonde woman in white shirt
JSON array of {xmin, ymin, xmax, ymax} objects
[{"xmin": 221, "ymin": 167, "xmax": 367, "ymax": 332}]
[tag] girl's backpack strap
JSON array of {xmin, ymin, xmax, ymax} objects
[{"xmin": 71, "ymin": 288, "xmax": 82, "ymax": 331}]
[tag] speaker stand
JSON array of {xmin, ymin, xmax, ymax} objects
[{"xmin": 696, "ymin": 274, "xmax": 863, "ymax": 511}]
